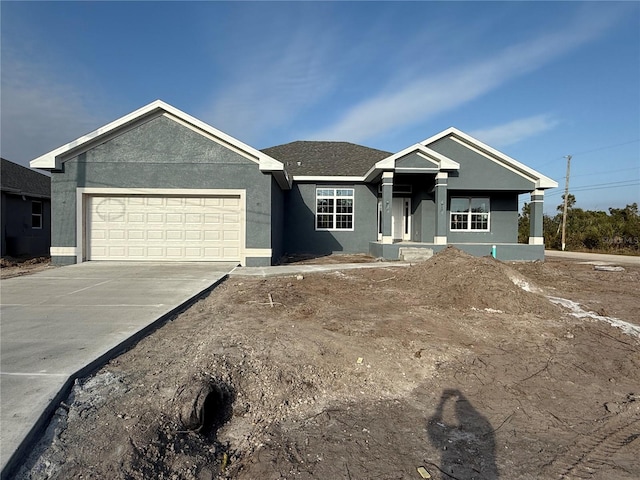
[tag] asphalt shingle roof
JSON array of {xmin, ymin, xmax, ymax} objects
[
  {"xmin": 262, "ymin": 141, "xmax": 391, "ymax": 177},
  {"xmin": 1, "ymin": 158, "xmax": 51, "ymax": 198}
]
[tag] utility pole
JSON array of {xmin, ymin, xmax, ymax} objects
[{"xmin": 561, "ymin": 154, "xmax": 572, "ymax": 251}]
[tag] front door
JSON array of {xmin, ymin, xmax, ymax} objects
[
  {"xmin": 392, "ymin": 197, "xmax": 411, "ymax": 241},
  {"xmin": 378, "ymin": 197, "xmax": 412, "ymax": 241}
]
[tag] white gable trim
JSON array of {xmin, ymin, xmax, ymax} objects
[
  {"xmin": 420, "ymin": 127, "xmax": 558, "ymax": 189},
  {"xmin": 30, "ymin": 100, "xmax": 289, "ymax": 188},
  {"xmin": 363, "ymin": 144, "xmax": 460, "ymax": 182}
]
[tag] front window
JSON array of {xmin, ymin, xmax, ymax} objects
[
  {"xmin": 450, "ymin": 197, "xmax": 490, "ymax": 231},
  {"xmin": 32, "ymin": 201, "xmax": 42, "ymax": 229},
  {"xmin": 316, "ymin": 188, "xmax": 354, "ymax": 230}
]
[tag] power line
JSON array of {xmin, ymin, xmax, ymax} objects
[
  {"xmin": 545, "ymin": 180, "xmax": 640, "ymax": 197},
  {"xmin": 570, "ymin": 166, "xmax": 639, "ymax": 179},
  {"xmin": 570, "ymin": 139, "xmax": 640, "ymax": 157},
  {"xmin": 535, "ymin": 138, "xmax": 640, "ymax": 168}
]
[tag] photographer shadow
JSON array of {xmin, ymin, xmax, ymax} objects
[{"xmin": 427, "ymin": 389, "xmax": 499, "ymax": 479}]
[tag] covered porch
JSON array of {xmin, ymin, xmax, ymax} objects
[{"xmin": 363, "ymin": 131, "xmax": 552, "ymax": 262}]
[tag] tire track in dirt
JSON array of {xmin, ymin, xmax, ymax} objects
[{"xmin": 550, "ymin": 411, "xmax": 639, "ymax": 479}]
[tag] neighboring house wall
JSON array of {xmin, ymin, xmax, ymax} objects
[
  {"xmin": 1, "ymin": 193, "xmax": 51, "ymax": 256},
  {"xmin": 50, "ymin": 115, "xmax": 277, "ymax": 266},
  {"xmin": 1, "ymin": 158, "xmax": 51, "ymax": 257},
  {"xmin": 284, "ymin": 182, "xmax": 378, "ymax": 256}
]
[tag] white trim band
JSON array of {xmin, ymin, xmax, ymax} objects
[
  {"xmin": 245, "ymin": 248, "xmax": 272, "ymax": 258},
  {"xmin": 51, "ymin": 247, "xmax": 78, "ymax": 256}
]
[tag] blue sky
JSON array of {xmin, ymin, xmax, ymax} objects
[{"xmin": 1, "ymin": 1, "xmax": 638, "ymax": 214}]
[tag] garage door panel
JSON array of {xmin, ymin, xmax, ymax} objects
[
  {"xmin": 204, "ymin": 214, "xmax": 220, "ymax": 224},
  {"xmin": 166, "ymin": 230, "xmax": 183, "ymax": 240},
  {"xmin": 88, "ymin": 195, "xmax": 242, "ymax": 261}
]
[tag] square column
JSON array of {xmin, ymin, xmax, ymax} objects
[
  {"xmin": 529, "ymin": 189, "xmax": 544, "ymax": 245},
  {"xmin": 381, "ymin": 171, "xmax": 394, "ymax": 244},
  {"xmin": 434, "ymin": 172, "xmax": 448, "ymax": 244}
]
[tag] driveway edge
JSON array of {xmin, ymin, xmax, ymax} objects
[{"xmin": 1, "ymin": 274, "xmax": 228, "ymax": 480}]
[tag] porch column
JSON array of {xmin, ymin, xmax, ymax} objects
[
  {"xmin": 434, "ymin": 172, "xmax": 448, "ymax": 244},
  {"xmin": 381, "ymin": 171, "xmax": 394, "ymax": 244},
  {"xmin": 529, "ymin": 189, "xmax": 544, "ymax": 245}
]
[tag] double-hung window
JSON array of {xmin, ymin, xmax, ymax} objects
[
  {"xmin": 316, "ymin": 188, "xmax": 354, "ymax": 230},
  {"xmin": 32, "ymin": 201, "xmax": 43, "ymax": 229},
  {"xmin": 450, "ymin": 197, "xmax": 490, "ymax": 231}
]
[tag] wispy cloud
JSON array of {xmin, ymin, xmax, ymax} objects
[
  {"xmin": 0, "ymin": 51, "xmax": 105, "ymax": 166},
  {"xmin": 196, "ymin": 7, "xmax": 344, "ymax": 147},
  {"xmin": 469, "ymin": 114, "xmax": 560, "ymax": 147},
  {"xmin": 306, "ymin": 5, "xmax": 623, "ymax": 143}
]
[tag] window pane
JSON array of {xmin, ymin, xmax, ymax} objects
[
  {"xmin": 336, "ymin": 189, "xmax": 354, "ymax": 196},
  {"xmin": 32, "ymin": 201, "xmax": 42, "ymax": 214},
  {"xmin": 317, "ymin": 215, "xmax": 333, "ymax": 229},
  {"xmin": 336, "ymin": 198, "xmax": 353, "ymax": 213},
  {"xmin": 316, "ymin": 198, "xmax": 334, "ymax": 214},
  {"xmin": 450, "ymin": 198, "xmax": 470, "ymax": 213},
  {"xmin": 32, "ymin": 215, "xmax": 42, "ymax": 229},
  {"xmin": 336, "ymin": 215, "xmax": 353, "ymax": 229},
  {"xmin": 471, "ymin": 198, "xmax": 490, "ymax": 213},
  {"xmin": 451, "ymin": 214, "xmax": 468, "ymax": 230},
  {"xmin": 317, "ymin": 189, "xmax": 335, "ymax": 197},
  {"xmin": 471, "ymin": 213, "xmax": 488, "ymax": 230}
]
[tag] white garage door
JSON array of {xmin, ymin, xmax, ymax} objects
[{"xmin": 87, "ymin": 195, "xmax": 242, "ymax": 261}]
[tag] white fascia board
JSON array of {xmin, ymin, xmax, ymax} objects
[
  {"xmin": 292, "ymin": 175, "xmax": 364, "ymax": 182},
  {"xmin": 421, "ymin": 127, "xmax": 558, "ymax": 190}
]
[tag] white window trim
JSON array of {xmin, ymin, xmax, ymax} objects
[
  {"xmin": 31, "ymin": 200, "xmax": 43, "ymax": 229},
  {"xmin": 315, "ymin": 187, "xmax": 355, "ymax": 232},
  {"xmin": 450, "ymin": 197, "xmax": 491, "ymax": 232}
]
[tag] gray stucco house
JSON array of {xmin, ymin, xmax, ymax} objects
[
  {"xmin": 30, "ymin": 100, "xmax": 557, "ymax": 266},
  {"xmin": 1, "ymin": 158, "xmax": 51, "ymax": 257}
]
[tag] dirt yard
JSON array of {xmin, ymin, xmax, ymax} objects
[
  {"xmin": 14, "ymin": 248, "xmax": 640, "ymax": 480},
  {"xmin": 0, "ymin": 257, "xmax": 52, "ymax": 279}
]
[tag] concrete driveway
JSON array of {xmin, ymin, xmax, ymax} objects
[{"xmin": 0, "ymin": 261, "xmax": 235, "ymax": 478}]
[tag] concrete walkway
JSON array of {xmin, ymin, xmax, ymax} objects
[
  {"xmin": 0, "ymin": 261, "xmax": 235, "ymax": 478},
  {"xmin": 545, "ymin": 250, "xmax": 640, "ymax": 266},
  {"xmin": 230, "ymin": 260, "xmax": 410, "ymax": 277}
]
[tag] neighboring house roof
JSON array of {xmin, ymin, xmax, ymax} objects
[
  {"xmin": 262, "ymin": 141, "xmax": 391, "ymax": 177},
  {"xmin": 29, "ymin": 100, "xmax": 291, "ymax": 189},
  {"xmin": 1, "ymin": 158, "xmax": 51, "ymax": 198}
]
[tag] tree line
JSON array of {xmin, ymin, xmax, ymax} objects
[{"xmin": 519, "ymin": 195, "xmax": 639, "ymax": 253}]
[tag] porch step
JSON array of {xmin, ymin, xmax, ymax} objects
[{"xmin": 398, "ymin": 247, "xmax": 434, "ymax": 262}]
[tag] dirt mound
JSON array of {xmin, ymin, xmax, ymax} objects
[
  {"xmin": 397, "ymin": 246, "xmax": 557, "ymax": 315},
  {"xmin": 0, "ymin": 256, "xmax": 49, "ymax": 268},
  {"xmin": 1, "ymin": 256, "xmax": 52, "ymax": 279}
]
